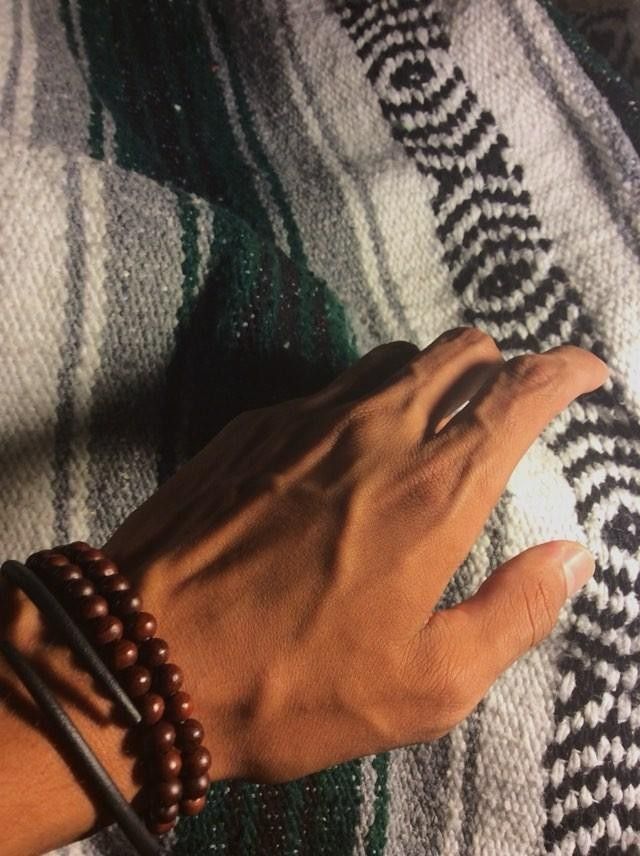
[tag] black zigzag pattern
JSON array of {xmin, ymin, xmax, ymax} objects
[{"xmin": 333, "ymin": 0, "xmax": 640, "ymax": 852}]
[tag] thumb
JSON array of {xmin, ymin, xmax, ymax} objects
[{"xmin": 431, "ymin": 540, "xmax": 595, "ymax": 692}]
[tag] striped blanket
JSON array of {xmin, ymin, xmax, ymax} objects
[{"xmin": 1, "ymin": 1, "xmax": 639, "ymax": 854}]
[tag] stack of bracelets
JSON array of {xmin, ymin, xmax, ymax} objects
[{"xmin": 0, "ymin": 541, "xmax": 212, "ymax": 856}]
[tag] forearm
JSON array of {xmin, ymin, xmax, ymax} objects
[{"xmin": 0, "ymin": 637, "xmax": 139, "ymax": 856}]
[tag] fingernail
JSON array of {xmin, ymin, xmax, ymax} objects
[{"xmin": 562, "ymin": 545, "xmax": 596, "ymax": 598}]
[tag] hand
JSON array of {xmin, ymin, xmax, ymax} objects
[{"xmin": 102, "ymin": 326, "xmax": 609, "ymax": 784}]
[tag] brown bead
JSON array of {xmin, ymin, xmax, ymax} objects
[
  {"xmin": 153, "ymin": 663, "xmax": 184, "ymax": 696},
  {"xmin": 180, "ymin": 795, "xmax": 206, "ymax": 816},
  {"xmin": 25, "ymin": 550, "xmax": 54, "ymax": 571},
  {"xmin": 146, "ymin": 817, "xmax": 175, "ymax": 835},
  {"xmin": 138, "ymin": 637, "xmax": 169, "ymax": 668},
  {"xmin": 96, "ymin": 573, "xmax": 131, "ymax": 595},
  {"xmin": 150, "ymin": 720, "xmax": 176, "ymax": 753},
  {"xmin": 75, "ymin": 547, "xmax": 107, "ymax": 568},
  {"xmin": 67, "ymin": 542, "xmax": 94, "ymax": 563},
  {"xmin": 107, "ymin": 638, "xmax": 138, "ymax": 671},
  {"xmin": 175, "ymin": 718, "xmax": 204, "ymax": 751},
  {"xmin": 164, "ymin": 691, "xmax": 193, "ymax": 723},
  {"xmin": 110, "ymin": 590, "xmax": 142, "ymax": 617},
  {"xmin": 46, "ymin": 554, "xmax": 71, "ymax": 569},
  {"xmin": 154, "ymin": 778, "xmax": 183, "ymax": 806},
  {"xmin": 51, "ymin": 545, "xmax": 71, "ymax": 557},
  {"xmin": 124, "ymin": 612, "xmax": 157, "ymax": 642},
  {"xmin": 157, "ymin": 747, "xmax": 182, "ymax": 779},
  {"xmin": 64, "ymin": 578, "xmax": 95, "ymax": 600},
  {"xmin": 120, "ymin": 665, "xmax": 151, "ymax": 698},
  {"xmin": 84, "ymin": 558, "xmax": 119, "ymax": 580},
  {"xmin": 182, "ymin": 746, "xmax": 211, "ymax": 777},
  {"xmin": 150, "ymin": 802, "xmax": 179, "ymax": 822},
  {"xmin": 182, "ymin": 773, "xmax": 210, "ymax": 800},
  {"xmin": 92, "ymin": 614, "xmax": 123, "ymax": 645},
  {"xmin": 138, "ymin": 693, "xmax": 165, "ymax": 726},
  {"xmin": 68, "ymin": 540, "xmax": 91, "ymax": 552},
  {"xmin": 77, "ymin": 547, "xmax": 105, "ymax": 564},
  {"xmin": 54, "ymin": 564, "xmax": 84, "ymax": 585},
  {"xmin": 76, "ymin": 594, "xmax": 109, "ymax": 620}
]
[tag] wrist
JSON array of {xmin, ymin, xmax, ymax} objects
[{"xmin": 133, "ymin": 553, "xmax": 248, "ymax": 784}]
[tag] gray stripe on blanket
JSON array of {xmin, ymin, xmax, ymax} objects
[
  {"xmin": 386, "ymin": 738, "xmax": 452, "ymax": 855},
  {"xmin": 29, "ymin": 0, "xmax": 91, "ymax": 154},
  {"xmin": 0, "ymin": 0, "xmax": 22, "ymax": 128},
  {"xmin": 86, "ymin": 168, "xmax": 185, "ymax": 544},
  {"xmin": 457, "ymin": 495, "xmax": 510, "ymax": 855},
  {"xmin": 53, "ymin": 158, "xmax": 87, "ymax": 543}
]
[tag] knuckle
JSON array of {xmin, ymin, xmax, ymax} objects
[
  {"xmin": 522, "ymin": 578, "xmax": 557, "ymax": 648},
  {"xmin": 454, "ymin": 326, "xmax": 498, "ymax": 352},
  {"xmin": 439, "ymin": 326, "xmax": 500, "ymax": 356},
  {"xmin": 385, "ymin": 340, "xmax": 421, "ymax": 358},
  {"xmin": 504, "ymin": 353, "xmax": 559, "ymax": 392}
]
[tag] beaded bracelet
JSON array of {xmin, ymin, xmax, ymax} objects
[{"xmin": 24, "ymin": 541, "xmax": 212, "ymax": 836}]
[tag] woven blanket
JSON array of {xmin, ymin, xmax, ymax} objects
[{"xmin": 1, "ymin": 1, "xmax": 639, "ymax": 854}]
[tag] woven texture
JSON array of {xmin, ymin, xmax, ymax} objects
[{"xmin": 1, "ymin": 1, "xmax": 639, "ymax": 854}]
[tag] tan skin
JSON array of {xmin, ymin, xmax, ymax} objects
[{"xmin": 0, "ymin": 326, "xmax": 608, "ymax": 855}]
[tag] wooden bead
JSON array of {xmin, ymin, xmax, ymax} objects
[
  {"xmin": 110, "ymin": 590, "xmax": 142, "ymax": 617},
  {"xmin": 138, "ymin": 637, "xmax": 169, "ymax": 668},
  {"xmin": 54, "ymin": 545, "xmax": 82, "ymax": 559},
  {"xmin": 92, "ymin": 614, "xmax": 123, "ymax": 645},
  {"xmin": 146, "ymin": 817, "xmax": 175, "ymax": 835},
  {"xmin": 54, "ymin": 564, "xmax": 83, "ymax": 584},
  {"xmin": 180, "ymin": 795, "xmax": 206, "ymax": 816},
  {"xmin": 150, "ymin": 720, "xmax": 176, "ymax": 753},
  {"xmin": 138, "ymin": 693, "xmax": 165, "ymax": 726},
  {"xmin": 182, "ymin": 773, "xmax": 210, "ymax": 800},
  {"xmin": 153, "ymin": 663, "xmax": 183, "ymax": 696},
  {"xmin": 84, "ymin": 558, "xmax": 118, "ymax": 580},
  {"xmin": 154, "ymin": 778, "xmax": 183, "ymax": 806},
  {"xmin": 67, "ymin": 542, "xmax": 94, "ymax": 563},
  {"xmin": 68, "ymin": 540, "xmax": 91, "ymax": 552},
  {"xmin": 76, "ymin": 594, "xmax": 109, "ymax": 620},
  {"xmin": 107, "ymin": 638, "xmax": 138, "ymax": 671},
  {"xmin": 124, "ymin": 612, "xmax": 157, "ymax": 642},
  {"xmin": 157, "ymin": 747, "xmax": 182, "ymax": 779},
  {"xmin": 150, "ymin": 802, "xmax": 179, "ymax": 822},
  {"xmin": 164, "ymin": 691, "xmax": 193, "ymax": 723},
  {"xmin": 120, "ymin": 665, "xmax": 151, "ymax": 698},
  {"xmin": 64, "ymin": 578, "xmax": 95, "ymax": 600},
  {"xmin": 175, "ymin": 719, "xmax": 204, "ymax": 751},
  {"xmin": 77, "ymin": 547, "xmax": 105, "ymax": 564},
  {"xmin": 96, "ymin": 573, "xmax": 131, "ymax": 595},
  {"xmin": 182, "ymin": 746, "xmax": 211, "ymax": 777},
  {"xmin": 25, "ymin": 550, "xmax": 54, "ymax": 571},
  {"xmin": 46, "ymin": 554, "xmax": 71, "ymax": 569}
]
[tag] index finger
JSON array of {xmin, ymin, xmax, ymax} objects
[{"xmin": 423, "ymin": 344, "xmax": 609, "ymax": 564}]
